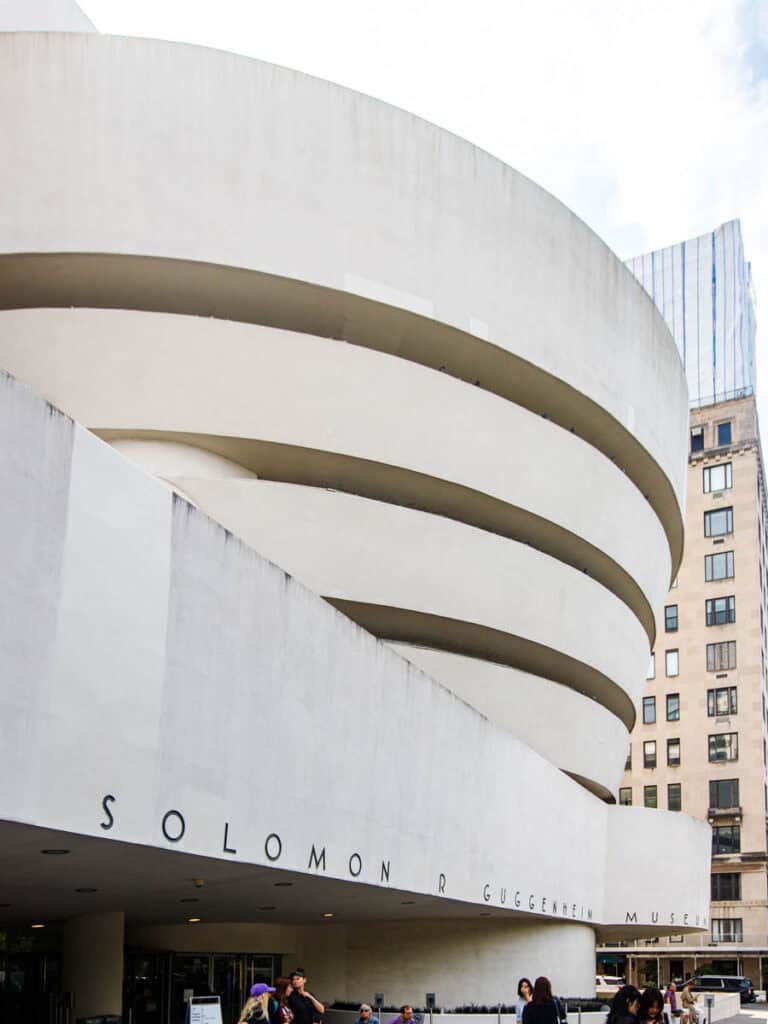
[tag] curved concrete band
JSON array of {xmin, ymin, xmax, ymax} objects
[
  {"xmin": 0, "ymin": 307, "xmax": 670, "ymax": 642},
  {"xmin": 386, "ymin": 644, "xmax": 629, "ymax": 798},
  {"xmin": 157, "ymin": 478, "xmax": 648, "ymax": 730},
  {"xmin": 0, "ymin": 32, "xmax": 687, "ymax": 572}
]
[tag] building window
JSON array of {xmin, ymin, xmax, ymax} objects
[
  {"xmin": 709, "ymin": 778, "xmax": 739, "ymax": 809},
  {"xmin": 665, "ymin": 650, "xmax": 679, "ymax": 677},
  {"xmin": 666, "ymin": 693, "xmax": 680, "ymax": 721},
  {"xmin": 619, "ymin": 787, "xmax": 632, "ymax": 806},
  {"xmin": 643, "ymin": 740, "xmax": 657, "ymax": 768},
  {"xmin": 708, "ymin": 687, "xmax": 737, "ymax": 717},
  {"xmin": 643, "ymin": 697, "xmax": 656, "ymax": 724},
  {"xmin": 665, "ymin": 605, "xmax": 679, "ymax": 631},
  {"xmin": 712, "ymin": 918, "xmax": 742, "ymax": 943},
  {"xmin": 647, "ymin": 652, "xmax": 655, "ymax": 679},
  {"xmin": 668, "ymin": 783, "xmax": 682, "ymax": 811},
  {"xmin": 706, "ymin": 595, "xmax": 736, "ymax": 626},
  {"xmin": 644, "ymin": 785, "xmax": 658, "ymax": 808},
  {"xmin": 717, "ymin": 422, "xmax": 733, "ymax": 447},
  {"xmin": 705, "ymin": 507, "xmax": 734, "ymax": 537},
  {"xmin": 703, "ymin": 463, "xmax": 733, "ymax": 493},
  {"xmin": 691, "ymin": 426, "xmax": 705, "ymax": 452},
  {"xmin": 707, "ymin": 640, "xmax": 737, "ymax": 672},
  {"xmin": 711, "ymin": 873, "xmax": 741, "ymax": 901},
  {"xmin": 705, "ymin": 550, "xmax": 735, "ymax": 582},
  {"xmin": 625, "ymin": 745, "xmax": 632, "ymax": 770},
  {"xmin": 667, "ymin": 738, "xmax": 681, "ymax": 766},
  {"xmin": 709, "ymin": 733, "xmax": 738, "ymax": 762},
  {"xmin": 712, "ymin": 825, "xmax": 740, "ymax": 855}
]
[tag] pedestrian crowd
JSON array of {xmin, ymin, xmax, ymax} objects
[
  {"xmin": 239, "ymin": 968, "xmax": 325, "ymax": 1024},
  {"xmin": 604, "ymin": 981, "xmax": 705, "ymax": 1024},
  {"xmin": 239, "ymin": 970, "xmax": 706, "ymax": 1024}
]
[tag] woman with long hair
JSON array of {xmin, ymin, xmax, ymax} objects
[
  {"xmin": 607, "ymin": 985, "xmax": 641, "ymax": 1024},
  {"xmin": 239, "ymin": 984, "xmax": 276, "ymax": 1024},
  {"xmin": 269, "ymin": 979, "xmax": 294, "ymax": 1024},
  {"xmin": 638, "ymin": 989, "xmax": 664, "ymax": 1024},
  {"xmin": 515, "ymin": 979, "xmax": 533, "ymax": 1024},
  {"xmin": 522, "ymin": 977, "xmax": 558, "ymax": 1024}
]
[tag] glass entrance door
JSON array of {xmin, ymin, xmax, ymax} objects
[
  {"xmin": 165, "ymin": 954, "xmax": 277, "ymax": 1024},
  {"xmin": 125, "ymin": 954, "xmax": 165, "ymax": 1024},
  {"xmin": 211, "ymin": 956, "xmax": 244, "ymax": 1024}
]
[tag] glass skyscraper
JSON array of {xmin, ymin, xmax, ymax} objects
[{"xmin": 626, "ymin": 219, "xmax": 756, "ymax": 406}]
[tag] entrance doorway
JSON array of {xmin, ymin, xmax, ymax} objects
[
  {"xmin": 669, "ymin": 960, "xmax": 684, "ymax": 985},
  {"xmin": 126, "ymin": 954, "xmax": 278, "ymax": 1024}
]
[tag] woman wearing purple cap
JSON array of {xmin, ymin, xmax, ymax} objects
[{"xmin": 239, "ymin": 982, "xmax": 277, "ymax": 1024}]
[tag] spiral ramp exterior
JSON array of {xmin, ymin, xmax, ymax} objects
[{"xmin": 0, "ymin": 18, "xmax": 710, "ymax": 1008}]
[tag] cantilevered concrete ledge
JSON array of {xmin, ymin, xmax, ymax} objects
[{"xmin": 0, "ymin": 251, "xmax": 685, "ymax": 576}]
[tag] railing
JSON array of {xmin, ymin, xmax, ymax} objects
[
  {"xmin": 689, "ymin": 387, "xmax": 754, "ymax": 411},
  {"xmin": 598, "ymin": 932, "xmax": 768, "ymax": 948},
  {"xmin": 707, "ymin": 806, "xmax": 742, "ymax": 820}
]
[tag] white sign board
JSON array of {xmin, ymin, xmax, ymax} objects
[{"xmin": 189, "ymin": 996, "xmax": 223, "ymax": 1024}]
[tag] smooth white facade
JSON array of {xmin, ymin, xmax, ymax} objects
[
  {"xmin": 0, "ymin": 5, "xmax": 709, "ymax": 1008},
  {"xmin": 0, "ymin": 372, "xmax": 710, "ymax": 954}
]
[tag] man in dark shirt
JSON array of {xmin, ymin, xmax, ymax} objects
[{"xmin": 288, "ymin": 969, "xmax": 324, "ymax": 1024}]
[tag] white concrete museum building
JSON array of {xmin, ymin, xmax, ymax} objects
[{"xmin": 0, "ymin": 1, "xmax": 710, "ymax": 1021}]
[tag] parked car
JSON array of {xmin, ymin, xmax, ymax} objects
[
  {"xmin": 683, "ymin": 975, "xmax": 755, "ymax": 1003},
  {"xmin": 595, "ymin": 976, "xmax": 624, "ymax": 996}
]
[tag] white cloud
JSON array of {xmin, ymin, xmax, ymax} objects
[{"xmin": 79, "ymin": 0, "xmax": 768, "ymax": 420}]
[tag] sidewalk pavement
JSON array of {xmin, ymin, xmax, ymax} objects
[{"xmin": 716, "ymin": 1004, "xmax": 768, "ymax": 1024}]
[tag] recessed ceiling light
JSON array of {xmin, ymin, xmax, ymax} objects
[
  {"xmin": 41, "ymin": 849, "xmax": 70, "ymax": 855},
  {"xmin": 322, "ymin": 912, "xmax": 334, "ymax": 918},
  {"xmin": 180, "ymin": 898, "xmax": 199, "ymax": 903},
  {"xmin": 257, "ymin": 906, "xmax": 276, "ymax": 911},
  {"xmin": 74, "ymin": 887, "xmax": 98, "ymax": 893},
  {"xmin": 274, "ymin": 882, "xmax": 293, "ymax": 887},
  {"xmin": 187, "ymin": 917, "xmax": 201, "ymax": 923},
  {"xmin": 400, "ymin": 901, "xmax": 415, "ymax": 906},
  {"xmin": 31, "ymin": 923, "xmax": 45, "ymax": 929}
]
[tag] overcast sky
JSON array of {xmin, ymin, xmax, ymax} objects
[{"xmin": 78, "ymin": 0, "xmax": 768, "ymax": 426}]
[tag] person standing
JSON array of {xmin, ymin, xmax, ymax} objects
[
  {"xmin": 515, "ymin": 980, "xmax": 533, "ymax": 1024},
  {"xmin": 270, "ymin": 979, "xmax": 294, "ymax": 1024},
  {"xmin": 287, "ymin": 969, "xmax": 324, "ymax": 1024},
  {"xmin": 240, "ymin": 984, "xmax": 277, "ymax": 1024},
  {"xmin": 355, "ymin": 1006, "xmax": 380, "ymax": 1024},
  {"xmin": 638, "ymin": 988, "xmax": 664, "ymax": 1024},
  {"xmin": 522, "ymin": 978, "xmax": 560, "ymax": 1024},
  {"xmin": 606, "ymin": 985, "xmax": 641, "ymax": 1024}
]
